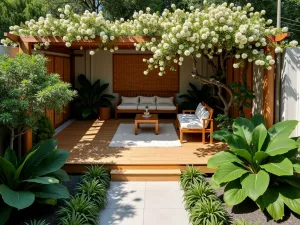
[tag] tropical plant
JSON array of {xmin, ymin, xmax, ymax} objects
[
  {"xmin": 25, "ymin": 220, "xmax": 50, "ymax": 225},
  {"xmin": 233, "ymin": 219, "xmax": 260, "ymax": 225},
  {"xmin": 189, "ymin": 198, "xmax": 230, "ymax": 225},
  {"xmin": 57, "ymin": 195, "xmax": 99, "ymax": 225},
  {"xmin": 76, "ymin": 74, "xmax": 115, "ymax": 119},
  {"xmin": 58, "ymin": 212, "xmax": 90, "ymax": 225},
  {"xmin": 180, "ymin": 165, "xmax": 205, "ymax": 190},
  {"xmin": 0, "ymin": 139, "xmax": 70, "ymax": 225},
  {"xmin": 208, "ymin": 114, "xmax": 300, "ymax": 221},
  {"xmin": 82, "ymin": 165, "xmax": 110, "ymax": 188},
  {"xmin": 33, "ymin": 115, "xmax": 55, "ymax": 145},
  {"xmin": 215, "ymin": 114, "xmax": 234, "ymax": 132},
  {"xmin": 184, "ymin": 181, "xmax": 217, "ymax": 209},
  {"xmin": 76, "ymin": 178, "xmax": 107, "ymax": 207},
  {"xmin": 178, "ymin": 83, "xmax": 216, "ymax": 110}
]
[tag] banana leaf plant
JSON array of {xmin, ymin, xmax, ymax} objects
[
  {"xmin": 76, "ymin": 74, "xmax": 115, "ymax": 119},
  {"xmin": 0, "ymin": 139, "xmax": 70, "ymax": 225},
  {"xmin": 208, "ymin": 114, "xmax": 300, "ymax": 221}
]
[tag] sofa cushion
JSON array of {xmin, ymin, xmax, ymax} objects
[
  {"xmin": 177, "ymin": 114, "xmax": 203, "ymax": 129},
  {"xmin": 156, "ymin": 96, "xmax": 173, "ymax": 105},
  {"xmin": 156, "ymin": 103, "xmax": 176, "ymax": 111},
  {"xmin": 140, "ymin": 96, "xmax": 156, "ymax": 104},
  {"xmin": 117, "ymin": 103, "xmax": 138, "ymax": 110},
  {"xmin": 121, "ymin": 96, "xmax": 139, "ymax": 104},
  {"xmin": 195, "ymin": 103, "xmax": 210, "ymax": 128},
  {"xmin": 138, "ymin": 104, "xmax": 157, "ymax": 110}
]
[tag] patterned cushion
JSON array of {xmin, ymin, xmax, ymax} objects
[
  {"xmin": 195, "ymin": 103, "xmax": 210, "ymax": 128},
  {"xmin": 117, "ymin": 104, "xmax": 138, "ymax": 110},
  {"xmin": 156, "ymin": 96, "xmax": 173, "ymax": 104},
  {"xmin": 156, "ymin": 103, "xmax": 176, "ymax": 110},
  {"xmin": 121, "ymin": 96, "xmax": 139, "ymax": 104},
  {"xmin": 137, "ymin": 104, "xmax": 157, "ymax": 110},
  {"xmin": 177, "ymin": 114, "xmax": 203, "ymax": 129},
  {"xmin": 139, "ymin": 96, "xmax": 156, "ymax": 104}
]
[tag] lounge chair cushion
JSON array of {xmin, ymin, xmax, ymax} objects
[
  {"xmin": 139, "ymin": 96, "xmax": 156, "ymax": 104},
  {"xmin": 177, "ymin": 114, "xmax": 203, "ymax": 129},
  {"xmin": 156, "ymin": 96, "xmax": 173, "ymax": 105},
  {"xmin": 138, "ymin": 104, "xmax": 157, "ymax": 110},
  {"xmin": 156, "ymin": 103, "xmax": 176, "ymax": 110},
  {"xmin": 117, "ymin": 103, "xmax": 138, "ymax": 110},
  {"xmin": 121, "ymin": 96, "xmax": 139, "ymax": 104},
  {"xmin": 195, "ymin": 103, "xmax": 210, "ymax": 127}
]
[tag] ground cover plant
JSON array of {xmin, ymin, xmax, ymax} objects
[
  {"xmin": 208, "ymin": 114, "xmax": 300, "ymax": 221},
  {"xmin": 57, "ymin": 165, "xmax": 110, "ymax": 225},
  {"xmin": 0, "ymin": 139, "xmax": 70, "ymax": 225}
]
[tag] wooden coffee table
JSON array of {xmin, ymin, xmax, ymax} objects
[{"xmin": 135, "ymin": 114, "xmax": 158, "ymax": 135}]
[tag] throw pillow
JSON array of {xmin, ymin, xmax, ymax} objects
[
  {"xmin": 139, "ymin": 96, "xmax": 156, "ymax": 104},
  {"xmin": 156, "ymin": 96, "xmax": 174, "ymax": 105},
  {"xmin": 121, "ymin": 96, "xmax": 139, "ymax": 104}
]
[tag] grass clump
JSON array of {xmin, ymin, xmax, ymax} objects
[
  {"xmin": 25, "ymin": 220, "xmax": 50, "ymax": 225},
  {"xmin": 82, "ymin": 165, "xmax": 110, "ymax": 188},
  {"xmin": 58, "ymin": 212, "xmax": 90, "ymax": 225},
  {"xmin": 180, "ymin": 165, "xmax": 205, "ymax": 190}
]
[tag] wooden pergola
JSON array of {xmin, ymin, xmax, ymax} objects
[{"xmin": 4, "ymin": 32, "xmax": 289, "ymax": 151}]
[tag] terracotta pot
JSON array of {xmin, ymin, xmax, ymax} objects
[{"xmin": 98, "ymin": 107, "xmax": 111, "ymax": 120}]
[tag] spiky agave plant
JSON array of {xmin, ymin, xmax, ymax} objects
[
  {"xmin": 58, "ymin": 212, "xmax": 90, "ymax": 225},
  {"xmin": 25, "ymin": 220, "xmax": 50, "ymax": 225},
  {"xmin": 82, "ymin": 165, "xmax": 110, "ymax": 188},
  {"xmin": 76, "ymin": 178, "xmax": 107, "ymax": 208},
  {"xmin": 180, "ymin": 165, "xmax": 205, "ymax": 190},
  {"xmin": 189, "ymin": 198, "xmax": 230, "ymax": 225},
  {"xmin": 184, "ymin": 181, "xmax": 217, "ymax": 210},
  {"xmin": 57, "ymin": 195, "xmax": 99, "ymax": 225},
  {"xmin": 233, "ymin": 219, "xmax": 260, "ymax": 225}
]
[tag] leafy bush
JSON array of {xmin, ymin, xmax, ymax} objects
[
  {"xmin": 58, "ymin": 212, "xmax": 89, "ymax": 225},
  {"xmin": 57, "ymin": 195, "xmax": 99, "ymax": 225},
  {"xmin": 208, "ymin": 114, "xmax": 300, "ymax": 221},
  {"xmin": 189, "ymin": 198, "xmax": 230, "ymax": 225},
  {"xmin": 184, "ymin": 181, "xmax": 216, "ymax": 209},
  {"xmin": 76, "ymin": 178, "xmax": 107, "ymax": 207},
  {"xmin": 75, "ymin": 74, "xmax": 115, "ymax": 119},
  {"xmin": 233, "ymin": 219, "xmax": 259, "ymax": 225},
  {"xmin": 33, "ymin": 115, "xmax": 55, "ymax": 145},
  {"xmin": 82, "ymin": 165, "xmax": 110, "ymax": 188},
  {"xmin": 0, "ymin": 139, "xmax": 69, "ymax": 225},
  {"xmin": 180, "ymin": 165, "xmax": 205, "ymax": 190},
  {"xmin": 215, "ymin": 114, "xmax": 234, "ymax": 132},
  {"xmin": 25, "ymin": 220, "xmax": 50, "ymax": 225}
]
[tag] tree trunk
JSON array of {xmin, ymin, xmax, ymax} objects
[{"xmin": 10, "ymin": 129, "xmax": 14, "ymax": 149}]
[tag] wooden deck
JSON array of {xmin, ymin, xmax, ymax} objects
[{"xmin": 55, "ymin": 119, "xmax": 225, "ymax": 173}]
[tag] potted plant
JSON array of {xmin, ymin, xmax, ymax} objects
[{"xmin": 76, "ymin": 74, "xmax": 115, "ymax": 120}]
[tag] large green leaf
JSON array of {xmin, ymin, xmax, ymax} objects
[
  {"xmin": 260, "ymin": 188, "xmax": 284, "ymax": 221},
  {"xmin": 0, "ymin": 157, "xmax": 16, "ymax": 187},
  {"xmin": 232, "ymin": 149, "xmax": 253, "ymax": 164},
  {"xmin": 211, "ymin": 130, "xmax": 231, "ymax": 141},
  {"xmin": 24, "ymin": 177, "xmax": 59, "ymax": 184},
  {"xmin": 268, "ymin": 120, "xmax": 298, "ymax": 140},
  {"xmin": 214, "ymin": 163, "xmax": 249, "ymax": 184},
  {"xmin": 224, "ymin": 134, "xmax": 251, "ymax": 152},
  {"xmin": 0, "ymin": 202, "xmax": 11, "ymax": 225},
  {"xmin": 224, "ymin": 180, "xmax": 247, "ymax": 206},
  {"xmin": 33, "ymin": 150, "xmax": 69, "ymax": 177},
  {"xmin": 265, "ymin": 138, "xmax": 296, "ymax": 156},
  {"xmin": 294, "ymin": 163, "xmax": 300, "ymax": 173},
  {"xmin": 261, "ymin": 157, "xmax": 293, "ymax": 176},
  {"xmin": 232, "ymin": 117, "xmax": 254, "ymax": 145},
  {"xmin": 254, "ymin": 152, "xmax": 269, "ymax": 165},
  {"xmin": 4, "ymin": 148, "xmax": 18, "ymax": 168},
  {"xmin": 280, "ymin": 176, "xmax": 300, "ymax": 189},
  {"xmin": 49, "ymin": 169, "xmax": 69, "ymax": 182},
  {"xmin": 279, "ymin": 185, "xmax": 300, "ymax": 215},
  {"xmin": 0, "ymin": 184, "xmax": 35, "ymax": 210},
  {"xmin": 252, "ymin": 124, "xmax": 267, "ymax": 152},
  {"xmin": 33, "ymin": 183, "xmax": 69, "ymax": 199},
  {"xmin": 207, "ymin": 150, "xmax": 243, "ymax": 169},
  {"xmin": 251, "ymin": 114, "xmax": 266, "ymax": 127},
  {"xmin": 14, "ymin": 149, "xmax": 37, "ymax": 180},
  {"xmin": 241, "ymin": 170, "xmax": 269, "ymax": 201}
]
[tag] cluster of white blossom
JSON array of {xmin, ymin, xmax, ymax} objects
[{"xmin": 1, "ymin": 2, "xmax": 298, "ymax": 72}]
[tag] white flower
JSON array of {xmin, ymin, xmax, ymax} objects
[
  {"xmin": 282, "ymin": 27, "xmax": 288, "ymax": 32},
  {"xmin": 267, "ymin": 19, "xmax": 273, "ymax": 24},
  {"xmin": 261, "ymin": 10, "xmax": 266, "ymax": 15},
  {"xmin": 242, "ymin": 53, "xmax": 248, "ymax": 59},
  {"xmin": 174, "ymin": 59, "xmax": 178, "ymax": 63},
  {"xmin": 144, "ymin": 71, "xmax": 148, "ymax": 75},
  {"xmin": 184, "ymin": 50, "xmax": 190, "ymax": 56},
  {"xmin": 235, "ymin": 54, "xmax": 241, "ymax": 59},
  {"xmin": 110, "ymin": 36, "xmax": 115, "ymax": 41},
  {"xmin": 146, "ymin": 7, "xmax": 151, "ymax": 12},
  {"xmin": 290, "ymin": 40, "xmax": 298, "ymax": 47},
  {"xmin": 151, "ymin": 37, "xmax": 156, "ymax": 42},
  {"xmin": 163, "ymin": 43, "xmax": 169, "ymax": 49},
  {"xmin": 252, "ymin": 49, "xmax": 259, "ymax": 55},
  {"xmin": 149, "ymin": 58, "xmax": 154, "ymax": 63},
  {"xmin": 143, "ymin": 28, "xmax": 148, "ymax": 34},
  {"xmin": 266, "ymin": 55, "xmax": 273, "ymax": 60},
  {"xmin": 269, "ymin": 59, "xmax": 275, "ymax": 65},
  {"xmin": 179, "ymin": 57, "xmax": 184, "ymax": 62},
  {"xmin": 89, "ymin": 50, "xmax": 95, "ymax": 55},
  {"xmin": 275, "ymin": 47, "xmax": 283, "ymax": 53},
  {"xmin": 233, "ymin": 63, "xmax": 239, "ymax": 68}
]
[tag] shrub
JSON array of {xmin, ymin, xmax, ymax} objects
[
  {"xmin": 58, "ymin": 212, "xmax": 90, "ymax": 225},
  {"xmin": 184, "ymin": 181, "xmax": 217, "ymax": 209},
  {"xmin": 57, "ymin": 195, "xmax": 99, "ymax": 225},
  {"xmin": 33, "ymin": 115, "xmax": 55, "ymax": 144},
  {"xmin": 76, "ymin": 178, "xmax": 107, "ymax": 207},
  {"xmin": 233, "ymin": 219, "xmax": 260, "ymax": 225},
  {"xmin": 208, "ymin": 114, "xmax": 300, "ymax": 221},
  {"xmin": 0, "ymin": 139, "xmax": 69, "ymax": 225},
  {"xmin": 189, "ymin": 198, "xmax": 230, "ymax": 225},
  {"xmin": 82, "ymin": 165, "xmax": 110, "ymax": 188},
  {"xmin": 180, "ymin": 165, "xmax": 205, "ymax": 190},
  {"xmin": 25, "ymin": 220, "xmax": 50, "ymax": 225}
]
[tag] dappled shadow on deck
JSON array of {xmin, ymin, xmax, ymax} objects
[{"xmin": 55, "ymin": 119, "xmax": 225, "ymax": 165}]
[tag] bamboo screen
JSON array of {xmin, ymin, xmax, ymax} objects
[{"xmin": 113, "ymin": 54, "xmax": 179, "ymax": 92}]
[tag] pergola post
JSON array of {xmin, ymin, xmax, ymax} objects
[
  {"xmin": 19, "ymin": 41, "xmax": 33, "ymax": 152},
  {"xmin": 263, "ymin": 46, "xmax": 275, "ymax": 128}
]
